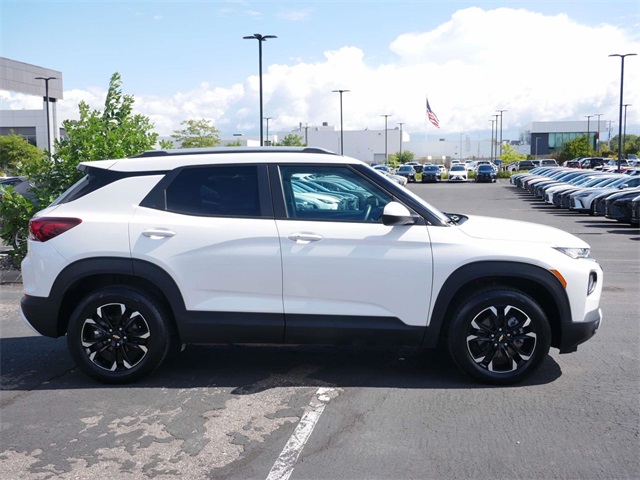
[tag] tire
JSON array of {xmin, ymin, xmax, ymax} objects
[
  {"xmin": 67, "ymin": 287, "xmax": 171, "ymax": 384},
  {"xmin": 447, "ymin": 288, "xmax": 551, "ymax": 385}
]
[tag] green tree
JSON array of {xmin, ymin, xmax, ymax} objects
[
  {"xmin": 225, "ymin": 140, "xmax": 242, "ymax": 147},
  {"xmin": 498, "ymin": 144, "xmax": 526, "ymax": 170},
  {"xmin": 558, "ymin": 135, "xmax": 594, "ymax": 162},
  {"xmin": 389, "ymin": 151, "xmax": 415, "ymax": 164},
  {"xmin": 276, "ymin": 133, "xmax": 306, "ymax": 146},
  {"xmin": 609, "ymin": 134, "xmax": 639, "ymax": 157},
  {"xmin": 0, "ymin": 133, "xmax": 43, "ymax": 175},
  {"xmin": 171, "ymin": 119, "xmax": 220, "ymax": 148},
  {"xmin": 0, "ymin": 72, "xmax": 158, "ymax": 263},
  {"xmin": 159, "ymin": 139, "xmax": 174, "ymax": 149}
]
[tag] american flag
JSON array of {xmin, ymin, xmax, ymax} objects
[{"xmin": 426, "ymin": 98, "xmax": 440, "ymax": 128}]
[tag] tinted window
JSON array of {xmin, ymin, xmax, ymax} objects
[
  {"xmin": 165, "ymin": 165, "xmax": 261, "ymax": 217},
  {"xmin": 279, "ymin": 165, "xmax": 393, "ymax": 222}
]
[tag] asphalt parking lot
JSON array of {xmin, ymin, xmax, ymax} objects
[{"xmin": 1, "ymin": 179, "xmax": 638, "ymax": 480}]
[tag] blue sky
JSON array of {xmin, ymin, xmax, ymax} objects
[{"xmin": 2, "ymin": 0, "xmax": 639, "ymax": 141}]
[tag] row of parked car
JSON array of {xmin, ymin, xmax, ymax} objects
[
  {"xmin": 510, "ymin": 165, "xmax": 640, "ymax": 226},
  {"xmin": 373, "ymin": 161, "xmax": 498, "ymax": 184}
]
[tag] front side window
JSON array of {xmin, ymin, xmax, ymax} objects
[
  {"xmin": 165, "ymin": 165, "xmax": 261, "ymax": 217},
  {"xmin": 279, "ymin": 165, "xmax": 393, "ymax": 222}
]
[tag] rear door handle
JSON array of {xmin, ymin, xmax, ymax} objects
[
  {"xmin": 287, "ymin": 232, "xmax": 323, "ymax": 243},
  {"xmin": 142, "ymin": 228, "xmax": 177, "ymax": 239}
]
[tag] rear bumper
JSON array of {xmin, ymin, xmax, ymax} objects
[{"xmin": 20, "ymin": 294, "xmax": 62, "ymax": 338}]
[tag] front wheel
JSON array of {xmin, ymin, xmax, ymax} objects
[
  {"xmin": 447, "ymin": 288, "xmax": 551, "ymax": 384},
  {"xmin": 67, "ymin": 287, "xmax": 171, "ymax": 384}
]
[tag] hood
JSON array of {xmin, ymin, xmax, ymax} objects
[{"xmin": 457, "ymin": 215, "xmax": 588, "ymax": 248}]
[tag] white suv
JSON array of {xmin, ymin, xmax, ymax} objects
[{"xmin": 20, "ymin": 147, "xmax": 603, "ymax": 384}]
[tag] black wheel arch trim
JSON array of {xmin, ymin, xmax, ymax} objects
[
  {"xmin": 423, "ymin": 261, "xmax": 572, "ymax": 350},
  {"xmin": 22, "ymin": 257, "xmax": 188, "ymax": 338}
]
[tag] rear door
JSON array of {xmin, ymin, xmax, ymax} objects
[{"xmin": 130, "ymin": 164, "xmax": 284, "ymax": 343}]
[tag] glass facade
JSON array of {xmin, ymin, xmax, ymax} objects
[{"xmin": 548, "ymin": 132, "xmax": 595, "ymax": 152}]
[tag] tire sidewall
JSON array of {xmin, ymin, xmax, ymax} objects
[
  {"xmin": 67, "ymin": 287, "xmax": 170, "ymax": 384},
  {"xmin": 448, "ymin": 288, "xmax": 551, "ymax": 385}
]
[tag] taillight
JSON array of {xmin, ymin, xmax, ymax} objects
[{"xmin": 29, "ymin": 217, "xmax": 82, "ymax": 242}]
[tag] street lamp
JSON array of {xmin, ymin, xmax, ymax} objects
[
  {"xmin": 264, "ymin": 116, "xmax": 273, "ymax": 146},
  {"xmin": 35, "ymin": 76, "xmax": 57, "ymax": 154},
  {"xmin": 623, "ymin": 104, "xmax": 631, "ymax": 157},
  {"xmin": 332, "ymin": 90, "xmax": 349, "ymax": 155},
  {"xmin": 489, "ymin": 119, "xmax": 495, "ymax": 161},
  {"xmin": 609, "ymin": 53, "xmax": 637, "ymax": 171},
  {"xmin": 585, "ymin": 114, "xmax": 593, "ymax": 150},
  {"xmin": 243, "ymin": 33, "xmax": 277, "ymax": 146},
  {"xmin": 595, "ymin": 113, "xmax": 603, "ymax": 152},
  {"xmin": 493, "ymin": 114, "xmax": 500, "ymax": 161},
  {"xmin": 496, "ymin": 109, "xmax": 507, "ymax": 157},
  {"xmin": 397, "ymin": 122, "xmax": 404, "ymax": 157},
  {"xmin": 381, "ymin": 114, "xmax": 391, "ymax": 162},
  {"xmin": 535, "ymin": 137, "xmax": 541, "ymax": 157}
]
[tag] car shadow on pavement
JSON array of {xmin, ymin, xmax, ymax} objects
[{"xmin": 0, "ymin": 337, "xmax": 562, "ymax": 393}]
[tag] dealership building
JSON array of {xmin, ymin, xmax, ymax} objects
[{"xmin": 0, "ymin": 57, "xmax": 64, "ymax": 152}]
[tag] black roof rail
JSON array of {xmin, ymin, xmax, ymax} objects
[{"xmin": 131, "ymin": 146, "xmax": 336, "ymax": 158}]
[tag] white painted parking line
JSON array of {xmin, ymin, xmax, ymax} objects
[{"xmin": 266, "ymin": 387, "xmax": 336, "ymax": 480}]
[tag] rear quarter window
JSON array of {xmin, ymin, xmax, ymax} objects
[{"xmin": 142, "ymin": 165, "xmax": 265, "ymax": 218}]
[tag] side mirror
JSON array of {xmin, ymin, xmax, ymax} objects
[{"xmin": 382, "ymin": 201, "xmax": 416, "ymax": 226}]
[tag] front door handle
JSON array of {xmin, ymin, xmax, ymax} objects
[
  {"xmin": 142, "ymin": 228, "xmax": 177, "ymax": 239},
  {"xmin": 287, "ymin": 232, "xmax": 323, "ymax": 243}
]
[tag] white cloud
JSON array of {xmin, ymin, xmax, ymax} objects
[
  {"xmin": 5, "ymin": 7, "xmax": 638, "ymax": 138},
  {"xmin": 277, "ymin": 8, "xmax": 313, "ymax": 21}
]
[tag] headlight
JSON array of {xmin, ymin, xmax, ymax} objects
[
  {"xmin": 575, "ymin": 192, "xmax": 592, "ymax": 198},
  {"xmin": 554, "ymin": 247, "xmax": 591, "ymax": 259}
]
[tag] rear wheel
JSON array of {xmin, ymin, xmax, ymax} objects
[
  {"xmin": 447, "ymin": 288, "xmax": 551, "ymax": 384},
  {"xmin": 67, "ymin": 287, "xmax": 171, "ymax": 384}
]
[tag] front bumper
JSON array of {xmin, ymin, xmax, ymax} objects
[{"xmin": 558, "ymin": 308, "xmax": 602, "ymax": 353}]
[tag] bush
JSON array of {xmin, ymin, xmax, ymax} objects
[{"xmin": 0, "ymin": 72, "xmax": 158, "ymax": 266}]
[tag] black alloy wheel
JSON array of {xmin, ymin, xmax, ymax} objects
[
  {"xmin": 67, "ymin": 287, "xmax": 171, "ymax": 383},
  {"xmin": 447, "ymin": 288, "xmax": 551, "ymax": 384}
]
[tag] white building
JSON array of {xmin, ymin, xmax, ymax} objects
[
  {"xmin": 276, "ymin": 123, "xmax": 504, "ymax": 164},
  {"xmin": 0, "ymin": 57, "xmax": 64, "ymax": 152}
]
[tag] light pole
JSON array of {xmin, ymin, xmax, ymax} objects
[
  {"xmin": 381, "ymin": 114, "xmax": 391, "ymax": 162},
  {"xmin": 595, "ymin": 113, "xmax": 603, "ymax": 152},
  {"xmin": 493, "ymin": 114, "xmax": 499, "ymax": 160},
  {"xmin": 489, "ymin": 119, "xmax": 495, "ymax": 161},
  {"xmin": 332, "ymin": 89, "xmax": 349, "ymax": 155},
  {"xmin": 35, "ymin": 76, "xmax": 57, "ymax": 154},
  {"xmin": 243, "ymin": 33, "xmax": 277, "ymax": 146},
  {"xmin": 623, "ymin": 104, "xmax": 631, "ymax": 158},
  {"xmin": 397, "ymin": 122, "xmax": 404, "ymax": 157},
  {"xmin": 535, "ymin": 137, "xmax": 541, "ymax": 157},
  {"xmin": 609, "ymin": 53, "xmax": 637, "ymax": 171},
  {"xmin": 585, "ymin": 114, "xmax": 593, "ymax": 150},
  {"xmin": 496, "ymin": 109, "xmax": 507, "ymax": 157},
  {"xmin": 264, "ymin": 117, "xmax": 272, "ymax": 146}
]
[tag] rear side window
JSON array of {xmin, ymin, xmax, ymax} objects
[
  {"xmin": 50, "ymin": 168, "xmax": 127, "ymax": 206},
  {"xmin": 163, "ymin": 165, "xmax": 262, "ymax": 217}
]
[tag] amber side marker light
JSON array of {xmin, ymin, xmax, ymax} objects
[{"xmin": 550, "ymin": 269, "xmax": 568, "ymax": 289}]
